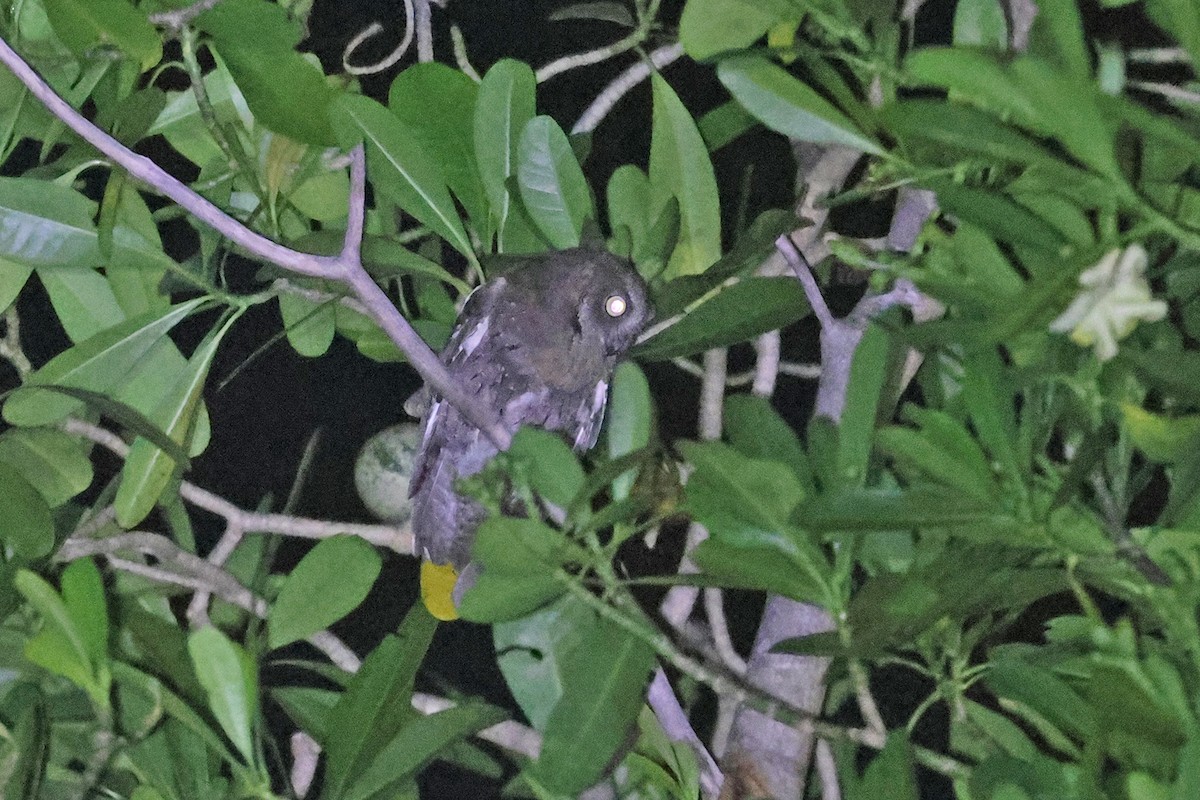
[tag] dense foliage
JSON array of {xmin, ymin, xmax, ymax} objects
[{"xmin": 3, "ymin": 0, "xmax": 1200, "ymax": 798}]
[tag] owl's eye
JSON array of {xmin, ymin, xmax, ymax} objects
[{"xmin": 604, "ymin": 294, "xmax": 628, "ymax": 317}]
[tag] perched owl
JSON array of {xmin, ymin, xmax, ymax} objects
[{"xmin": 410, "ymin": 246, "xmax": 653, "ymax": 619}]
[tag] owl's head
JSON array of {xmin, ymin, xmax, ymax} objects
[
  {"xmin": 507, "ymin": 246, "xmax": 653, "ymax": 359},
  {"xmin": 572, "ymin": 248, "xmax": 653, "ymax": 357}
]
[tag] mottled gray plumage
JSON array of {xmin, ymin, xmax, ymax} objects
[{"xmin": 410, "ymin": 246, "xmax": 653, "ymax": 576}]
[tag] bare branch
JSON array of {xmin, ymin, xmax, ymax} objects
[
  {"xmin": 60, "ymin": 418, "xmax": 413, "ymax": 553},
  {"xmin": 0, "ymin": 306, "xmax": 32, "ymax": 379},
  {"xmin": 572, "ymin": 43, "xmax": 684, "ymax": 134},
  {"xmin": 414, "ymin": 0, "xmax": 434, "ymax": 62},
  {"xmin": 537, "ymin": 29, "xmax": 646, "ymax": 83},
  {"xmin": 343, "ymin": 0, "xmax": 415, "ymax": 76}
]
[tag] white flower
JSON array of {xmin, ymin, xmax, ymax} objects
[{"xmin": 1049, "ymin": 245, "xmax": 1167, "ymax": 362}]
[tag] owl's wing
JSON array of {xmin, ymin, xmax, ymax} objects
[
  {"xmin": 409, "ymin": 278, "xmax": 507, "ymax": 503},
  {"xmin": 570, "ymin": 377, "xmax": 610, "ymax": 452}
]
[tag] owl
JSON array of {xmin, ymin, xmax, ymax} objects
[{"xmin": 409, "ymin": 246, "xmax": 653, "ymax": 619}]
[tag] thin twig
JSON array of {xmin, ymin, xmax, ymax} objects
[
  {"xmin": 0, "ymin": 306, "xmax": 32, "ymax": 378},
  {"xmin": 572, "ymin": 43, "xmax": 684, "ymax": 134},
  {"xmin": 537, "ymin": 29, "xmax": 646, "ymax": 83},
  {"xmin": 413, "ymin": 0, "xmax": 434, "ymax": 63},
  {"xmin": 449, "ymin": 24, "xmax": 482, "ymax": 81},
  {"xmin": 342, "ymin": 0, "xmax": 415, "ymax": 76},
  {"xmin": 60, "ymin": 418, "xmax": 413, "ymax": 553},
  {"xmin": 648, "ymin": 669, "xmax": 724, "ymax": 796}
]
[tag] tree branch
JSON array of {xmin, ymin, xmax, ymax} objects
[{"xmin": 0, "ymin": 34, "xmax": 512, "ymax": 450}]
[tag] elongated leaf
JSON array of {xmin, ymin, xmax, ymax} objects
[
  {"xmin": 953, "ymin": 0, "xmax": 1008, "ymax": 48},
  {"xmin": 0, "ymin": 684, "xmax": 49, "ymax": 800},
  {"xmin": 679, "ymin": 0, "xmax": 789, "ymax": 59},
  {"xmin": 495, "ymin": 595, "xmax": 598, "ymax": 731},
  {"xmin": 389, "ymin": 63, "xmax": 489, "ymax": 234},
  {"xmin": 680, "ymin": 440, "xmax": 803, "ymax": 546},
  {"xmin": 800, "ymin": 485, "xmax": 1003, "ymax": 531},
  {"xmin": 42, "ymin": 0, "xmax": 161, "ymax": 70},
  {"xmin": 39, "ymin": 267, "xmax": 125, "ymax": 342},
  {"xmin": 0, "ymin": 177, "xmax": 100, "ymax": 268},
  {"xmin": 15, "ymin": 569, "xmax": 97, "ymax": 694},
  {"xmin": 0, "ymin": 427, "xmax": 92, "ymax": 508},
  {"xmin": 188, "ymin": 626, "xmax": 258, "ymax": 764},
  {"xmin": 0, "ymin": 464, "xmax": 55, "ymax": 559},
  {"xmin": 268, "ymin": 536, "xmax": 382, "ymax": 650},
  {"xmin": 723, "ymin": 394, "xmax": 812, "ymax": 492},
  {"xmin": 532, "ymin": 615, "xmax": 654, "ymax": 794},
  {"xmin": 635, "ymin": 277, "xmax": 809, "ymax": 360},
  {"xmin": 115, "ymin": 314, "xmax": 234, "ymax": 527},
  {"xmin": 279, "ymin": 292, "xmax": 336, "ymax": 358},
  {"xmin": 606, "ymin": 362, "xmax": 651, "ymax": 500},
  {"xmin": 321, "ymin": 606, "xmax": 437, "ymax": 800},
  {"xmin": 4, "ymin": 298, "xmax": 206, "ymax": 426},
  {"xmin": 60, "ymin": 559, "xmax": 108, "ymax": 665},
  {"xmin": 474, "ymin": 60, "xmax": 537, "ymax": 251},
  {"xmin": 332, "ymin": 94, "xmax": 473, "ymax": 260},
  {"xmin": 198, "ymin": 0, "xmax": 334, "ymax": 145},
  {"xmin": 344, "ymin": 703, "xmax": 508, "ymax": 800},
  {"xmin": 717, "ymin": 55, "xmax": 882, "ymax": 154},
  {"xmin": 111, "ymin": 661, "xmax": 238, "ymax": 764},
  {"xmin": 0, "ymin": 257, "xmax": 32, "ymax": 311},
  {"xmin": 517, "ymin": 116, "xmax": 593, "ymax": 248},
  {"xmin": 649, "ymin": 74, "xmax": 721, "ymax": 277},
  {"xmin": 932, "ymin": 182, "xmax": 1068, "ymax": 253}
]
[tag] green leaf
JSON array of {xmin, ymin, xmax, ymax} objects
[
  {"xmin": 344, "ymin": 702, "xmax": 508, "ymax": 800},
  {"xmin": 635, "ymin": 276, "xmax": 809, "ymax": 360},
  {"xmin": 717, "ymin": 54, "xmax": 882, "ymax": 155},
  {"xmin": 507, "ymin": 427, "xmax": 585, "ymax": 508},
  {"xmin": 800, "ymin": 485, "xmax": 1003, "ymax": 532},
  {"xmin": 112, "ymin": 661, "xmax": 238, "ymax": 765},
  {"xmin": 474, "ymin": 60, "xmax": 537, "ymax": 251},
  {"xmin": 458, "ymin": 519, "xmax": 576, "ymax": 623},
  {"xmin": 279, "ymin": 292, "xmax": 336, "ymax": 358},
  {"xmin": 108, "ymin": 186, "xmax": 173, "ymax": 318},
  {"xmin": 495, "ymin": 594, "xmax": 598, "ymax": 731},
  {"xmin": 931, "ymin": 182, "xmax": 1068, "ymax": 254},
  {"xmin": 322, "ymin": 607, "xmax": 437, "ymax": 800},
  {"xmin": 115, "ymin": 314, "xmax": 234, "ymax": 527},
  {"xmin": 1121, "ymin": 404, "xmax": 1200, "ymax": 463},
  {"xmin": 0, "ymin": 257, "xmax": 32, "ymax": 312},
  {"xmin": 952, "ymin": 0, "xmax": 1008, "ymax": 48},
  {"xmin": 3, "ymin": 298, "xmax": 206, "ymax": 426},
  {"xmin": 649, "ymin": 74, "xmax": 721, "ymax": 277},
  {"xmin": 0, "ymin": 464, "xmax": 55, "ymax": 559},
  {"xmin": 606, "ymin": 362, "xmax": 652, "ymax": 500},
  {"xmin": 0, "ymin": 427, "xmax": 93, "ymax": 507},
  {"xmin": 39, "ymin": 267, "xmax": 125, "ymax": 342},
  {"xmin": 724, "ymin": 394, "xmax": 813, "ymax": 493},
  {"xmin": 187, "ymin": 626, "xmax": 258, "ymax": 764},
  {"xmin": 15, "ymin": 569, "xmax": 96, "ymax": 693},
  {"xmin": 389, "ymin": 63, "xmax": 489, "ymax": 235},
  {"xmin": 60, "ymin": 559, "xmax": 108, "ymax": 665},
  {"xmin": 855, "ymin": 733, "xmax": 918, "ymax": 800},
  {"xmin": 532, "ymin": 615, "xmax": 655, "ymax": 794},
  {"xmin": 0, "ymin": 684, "xmax": 49, "ymax": 800},
  {"xmin": 332, "ymin": 94, "xmax": 474, "ymax": 261},
  {"xmin": 517, "ymin": 116, "xmax": 593, "ymax": 248},
  {"xmin": 680, "ymin": 440, "xmax": 803, "ymax": 546},
  {"xmin": 1028, "ymin": 0, "xmax": 1090, "ymax": 78},
  {"xmin": 0, "ymin": 177, "xmax": 101, "ymax": 268},
  {"xmin": 679, "ymin": 0, "xmax": 789, "ymax": 60},
  {"xmin": 1147, "ymin": 0, "xmax": 1200, "ymax": 68},
  {"xmin": 693, "ymin": 537, "xmax": 828, "ymax": 604},
  {"xmin": 199, "ymin": 0, "xmax": 335, "ymax": 145},
  {"xmin": 268, "ymin": 536, "xmax": 382, "ymax": 650},
  {"xmin": 881, "ymin": 100, "xmax": 1057, "ymax": 168},
  {"xmin": 41, "ymin": 0, "xmax": 162, "ymax": 71},
  {"xmin": 876, "ymin": 424, "xmax": 998, "ymax": 503}
]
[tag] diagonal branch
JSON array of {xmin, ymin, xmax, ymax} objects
[{"xmin": 0, "ymin": 35, "xmax": 511, "ymax": 450}]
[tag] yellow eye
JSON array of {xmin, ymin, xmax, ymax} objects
[{"xmin": 605, "ymin": 295, "xmax": 628, "ymax": 317}]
